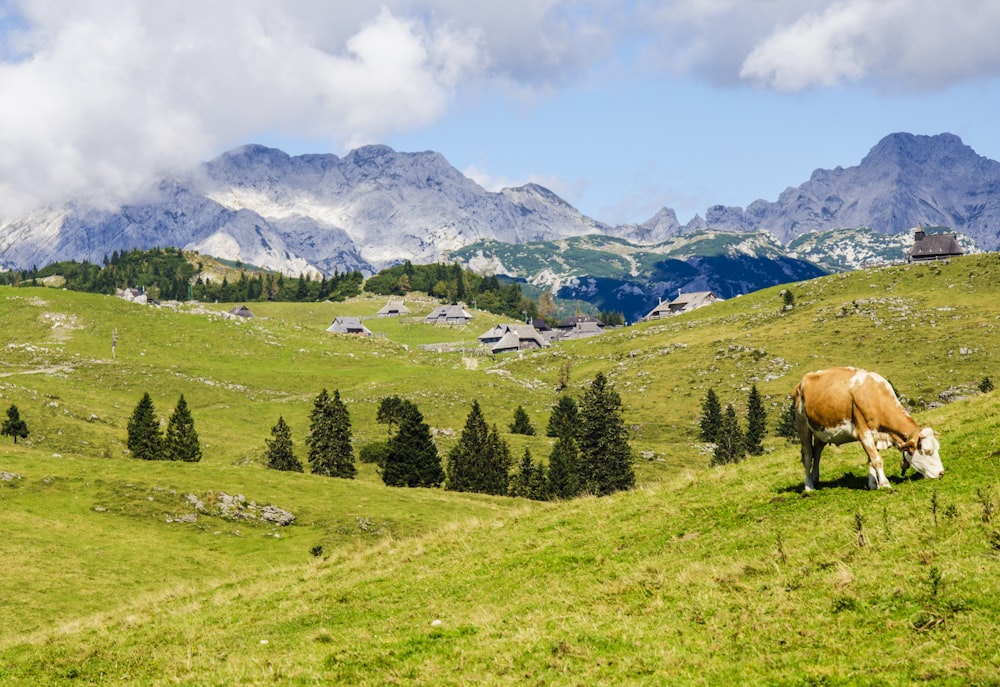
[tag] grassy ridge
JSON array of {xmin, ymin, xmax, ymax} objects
[{"xmin": 2, "ymin": 254, "xmax": 1000, "ymax": 684}]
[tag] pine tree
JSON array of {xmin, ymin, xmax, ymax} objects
[
  {"xmin": 712, "ymin": 404, "xmax": 745, "ymax": 466},
  {"xmin": 577, "ymin": 372, "xmax": 635, "ymax": 496},
  {"xmin": 163, "ymin": 395, "xmax": 202, "ymax": 462},
  {"xmin": 376, "ymin": 395, "xmax": 408, "ymax": 437},
  {"xmin": 445, "ymin": 402, "xmax": 511, "ymax": 495},
  {"xmin": 776, "ymin": 397, "xmax": 799, "ymax": 441},
  {"xmin": 509, "ymin": 405, "xmax": 536, "ymax": 435},
  {"xmin": 1, "ymin": 405, "xmax": 28, "ymax": 444},
  {"xmin": 546, "ymin": 395, "xmax": 579, "ymax": 438},
  {"xmin": 127, "ymin": 392, "xmax": 163, "ymax": 460},
  {"xmin": 547, "ymin": 433, "xmax": 581, "ymax": 499},
  {"xmin": 745, "ymin": 384, "xmax": 767, "ymax": 456},
  {"xmin": 482, "ymin": 424, "xmax": 512, "ymax": 495},
  {"xmin": 446, "ymin": 401, "xmax": 490, "ymax": 492},
  {"xmin": 382, "ymin": 401, "xmax": 444, "ymax": 488},
  {"xmin": 508, "ymin": 447, "xmax": 536, "ymax": 498},
  {"xmin": 265, "ymin": 416, "xmax": 302, "ymax": 472},
  {"xmin": 529, "ymin": 461, "xmax": 550, "ymax": 501},
  {"xmin": 307, "ymin": 389, "xmax": 356, "ymax": 478},
  {"xmin": 699, "ymin": 388, "xmax": 723, "ymax": 443}
]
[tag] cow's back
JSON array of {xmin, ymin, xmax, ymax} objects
[{"xmin": 795, "ymin": 367, "xmax": 861, "ymax": 430}]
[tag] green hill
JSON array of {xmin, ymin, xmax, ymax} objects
[{"xmin": 2, "ymin": 254, "xmax": 999, "ymax": 685}]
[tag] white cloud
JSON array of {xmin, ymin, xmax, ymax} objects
[
  {"xmin": 2, "ymin": 0, "xmax": 1000, "ymax": 219},
  {"xmin": 0, "ymin": 1, "xmax": 487, "ymax": 217},
  {"xmin": 739, "ymin": 0, "xmax": 1000, "ymax": 91}
]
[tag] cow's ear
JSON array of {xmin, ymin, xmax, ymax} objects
[{"xmin": 901, "ymin": 437, "xmax": 919, "ymax": 454}]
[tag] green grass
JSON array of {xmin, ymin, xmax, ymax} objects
[{"xmin": 2, "ymin": 254, "xmax": 1000, "ymax": 685}]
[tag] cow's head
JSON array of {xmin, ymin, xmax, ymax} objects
[{"xmin": 900, "ymin": 427, "xmax": 944, "ymax": 479}]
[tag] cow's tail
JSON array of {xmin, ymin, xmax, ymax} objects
[{"xmin": 792, "ymin": 382, "xmax": 804, "ymax": 416}]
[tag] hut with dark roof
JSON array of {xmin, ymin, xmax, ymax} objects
[{"xmin": 908, "ymin": 228, "xmax": 964, "ymax": 262}]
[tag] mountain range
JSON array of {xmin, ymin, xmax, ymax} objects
[{"xmin": 0, "ymin": 132, "xmax": 995, "ymax": 320}]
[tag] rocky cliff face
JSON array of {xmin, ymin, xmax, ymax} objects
[
  {"xmin": 670, "ymin": 133, "xmax": 1000, "ymax": 250},
  {"xmin": 0, "ymin": 144, "xmax": 609, "ymax": 275},
  {"xmin": 0, "ymin": 132, "xmax": 997, "ymax": 277}
]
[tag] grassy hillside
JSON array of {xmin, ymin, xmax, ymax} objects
[{"xmin": 2, "ymin": 254, "xmax": 1000, "ymax": 685}]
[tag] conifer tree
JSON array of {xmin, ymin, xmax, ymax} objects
[
  {"xmin": 547, "ymin": 432, "xmax": 581, "ymax": 499},
  {"xmin": 265, "ymin": 416, "xmax": 302, "ymax": 472},
  {"xmin": 1, "ymin": 405, "xmax": 28, "ymax": 444},
  {"xmin": 446, "ymin": 401, "xmax": 489, "ymax": 492},
  {"xmin": 482, "ymin": 424, "xmax": 512, "ymax": 495},
  {"xmin": 508, "ymin": 447, "xmax": 536, "ymax": 499},
  {"xmin": 382, "ymin": 401, "xmax": 443, "ymax": 488},
  {"xmin": 577, "ymin": 372, "xmax": 635, "ymax": 495},
  {"xmin": 529, "ymin": 461, "xmax": 550, "ymax": 501},
  {"xmin": 307, "ymin": 389, "xmax": 356, "ymax": 478},
  {"xmin": 446, "ymin": 402, "xmax": 511, "ymax": 495},
  {"xmin": 546, "ymin": 395, "xmax": 579, "ymax": 438},
  {"xmin": 164, "ymin": 395, "xmax": 202, "ymax": 462},
  {"xmin": 127, "ymin": 392, "xmax": 163, "ymax": 460},
  {"xmin": 509, "ymin": 405, "xmax": 536, "ymax": 435},
  {"xmin": 712, "ymin": 404, "xmax": 745, "ymax": 466},
  {"xmin": 745, "ymin": 384, "xmax": 767, "ymax": 456},
  {"xmin": 376, "ymin": 395, "xmax": 408, "ymax": 437},
  {"xmin": 699, "ymin": 388, "xmax": 723, "ymax": 443},
  {"xmin": 776, "ymin": 397, "xmax": 799, "ymax": 440}
]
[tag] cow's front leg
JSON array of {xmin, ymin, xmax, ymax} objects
[{"xmin": 862, "ymin": 440, "xmax": 891, "ymax": 489}]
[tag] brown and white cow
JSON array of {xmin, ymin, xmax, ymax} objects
[{"xmin": 793, "ymin": 367, "xmax": 944, "ymax": 491}]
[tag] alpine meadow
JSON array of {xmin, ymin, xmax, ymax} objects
[{"xmin": 2, "ymin": 253, "xmax": 1000, "ymax": 686}]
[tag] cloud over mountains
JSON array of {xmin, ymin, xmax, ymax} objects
[{"xmin": 1, "ymin": 1, "xmax": 999, "ymax": 221}]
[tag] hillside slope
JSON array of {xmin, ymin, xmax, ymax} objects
[{"xmin": 2, "ymin": 255, "xmax": 1000, "ymax": 684}]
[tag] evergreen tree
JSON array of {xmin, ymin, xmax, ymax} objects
[
  {"xmin": 307, "ymin": 389, "xmax": 356, "ymax": 478},
  {"xmin": 776, "ymin": 397, "xmax": 799, "ymax": 441},
  {"xmin": 508, "ymin": 447, "xmax": 536, "ymax": 499},
  {"xmin": 509, "ymin": 405, "xmax": 536, "ymax": 435},
  {"xmin": 265, "ymin": 416, "xmax": 302, "ymax": 472},
  {"xmin": 127, "ymin": 392, "xmax": 163, "ymax": 460},
  {"xmin": 446, "ymin": 401, "xmax": 490, "ymax": 492},
  {"xmin": 529, "ymin": 461, "xmax": 550, "ymax": 501},
  {"xmin": 547, "ymin": 433, "xmax": 581, "ymax": 500},
  {"xmin": 712, "ymin": 404, "xmax": 745, "ymax": 466},
  {"xmin": 481, "ymin": 424, "xmax": 512, "ymax": 495},
  {"xmin": 376, "ymin": 395, "xmax": 408, "ymax": 437},
  {"xmin": 699, "ymin": 388, "xmax": 723, "ymax": 443},
  {"xmin": 745, "ymin": 385, "xmax": 767, "ymax": 456},
  {"xmin": 381, "ymin": 401, "xmax": 444, "ymax": 488},
  {"xmin": 445, "ymin": 402, "xmax": 511, "ymax": 495},
  {"xmin": 546, "ymin": 395, "xmax": 579, "ymax": 438},
  {"xmin": 163, "ymin": 394, "xmax": 202, "ymax": 462},
  {"xmin": 1, "ymin": 405, "xmax": 28, "ymax": 444},
  {"xmin": 577, "ymin": 373, "xmax": 635, "ymax": 496}
]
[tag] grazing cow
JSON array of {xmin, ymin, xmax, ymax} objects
[{"xmin": 793, "ymin": 367, "xmax": 944, "ymax": 491}]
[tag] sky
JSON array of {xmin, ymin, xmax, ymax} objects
[{"xmin": 2, "ymin": 0, "xmax": 1000, "ymax": 226}]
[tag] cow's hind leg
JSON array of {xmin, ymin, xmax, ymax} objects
[{"xmin": 801, "ymin": 436, "xmax": 824, "ymax": 492}]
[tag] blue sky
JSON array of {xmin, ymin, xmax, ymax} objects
[{"xmin": 2, "ymin": 1, "xmax": 1000, "ymax": 226}]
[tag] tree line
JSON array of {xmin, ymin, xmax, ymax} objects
[{"xmin": 0, "ymin": 247, "xmax": 363, "ymax": 303}]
